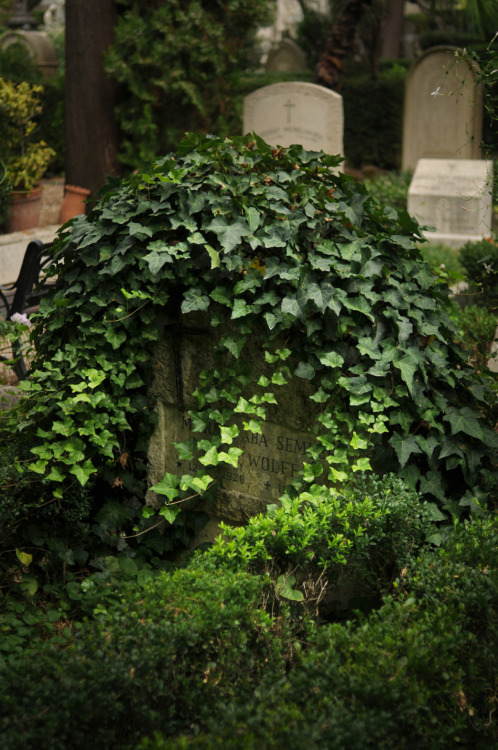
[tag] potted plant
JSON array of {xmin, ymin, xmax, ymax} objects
[{"xmin": 0, "ymin": 77, "xmax": 55, "ymax": 232}]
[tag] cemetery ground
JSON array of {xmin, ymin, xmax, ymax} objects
[{"xmin": 0, "ymin": 140, "xmax": 497, "ymax": 749}]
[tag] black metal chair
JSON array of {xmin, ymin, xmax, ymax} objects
[{"xmin": 0, "ymin": 239, "xmax": 54, "ymax": 378}]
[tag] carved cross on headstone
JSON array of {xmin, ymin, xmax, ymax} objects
[{"xmin": 284, "ymin": 99, "xmax": 295, "ymax": 124}]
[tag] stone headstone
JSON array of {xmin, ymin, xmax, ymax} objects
[
  {"xmin": 408, "ymin": 158, "xmax": 493, "ymax": 249},
  {"xmin": 265, "ymin": 39, "xmax": 307, "ymax": 72},
  {"xmin": 243, "ymin": 82, "xmax": 343, "ymax": 161},
  {"xmin": 147, "ymin": 314, "xmax": 318, "ymax": 539},
  {"xmin": 402, "ymin": 47, "xmax": 483, "ymax": 172}
]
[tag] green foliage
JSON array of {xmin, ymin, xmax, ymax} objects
[
  {"xmin": 0, "ymin": 41, "xmax": 65, "ymax": 176},
  {"xmin": 1, "ymin": 133, "xmax": 495, "ymax": 571},
  {"xmin": 104, "ymin": 0, "xmax": 276, "ymax": 170},
  {"xmin": 449, "ymin": 302, "xmax": 498, "ymax": 371},
  {"xmin": 0, "ymin": 567, "xmax": 289, "ymax": 750},
  {"xmin": 342, "ymin": 65, "xmax": 406, "ymax": 169},
  {"xmin": 198, "ymin": 474, "xmax": 439, "ymax": 617},
  {"xmin": 363, "ymin": 169, "xmax": 411, "ymax": 212},
  {"xmin": 459, "ymin": 236, "xmax": 498, "ymax": 308},
  {"xmin": 0, "ymin": 77, "xmax": 55, "ymax": 191},
  {"xmin": 139, "ymin": 514, "xmax": 498, "ymax": 750}
]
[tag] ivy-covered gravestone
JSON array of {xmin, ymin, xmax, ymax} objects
[{"xmin": 15, "ymin": 134, "xmax": 497, "ymax": 543}]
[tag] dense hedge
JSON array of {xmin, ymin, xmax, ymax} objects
[
  {"xmin": 342, "ymin": 67, "xmax": 406, "ymax": 169},
  {"xmin": 1, "ymin": 515, "xmax": 496, "ymax": 749}
]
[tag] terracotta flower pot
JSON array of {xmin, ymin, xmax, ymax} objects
[
  {"xmin": 7, "ymin": 185, "xmax": 42, "ymax": 232},
  {"xmin": 58, "ymin": 184, "xmax": 91, "ymax": 224}
]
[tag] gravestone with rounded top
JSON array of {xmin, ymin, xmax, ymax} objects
[
  {"xmin": 265, "ymin": 39, "xmax": 307, "ymax": 72},
  {"xmin": 243, "ymin": 81, "xmax": 343, "ymax": 163},
  {"xmin": 402, "ymin": 47, "xmax": 483, "ymax": 172}
]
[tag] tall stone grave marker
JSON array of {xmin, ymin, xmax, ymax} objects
[
  {"xmin": 243, "ymin": 82, "xmax": 343, "ymax": 162},
  {"xmin": 265, "ymin": 39, "xmax": 307, "ymax": 72},
  {"xmin": 408, "ymin": 158, "xmax": 493, "ymax": 248},
  {"xmin": 147, "ymin": 314, "xmax": 318, "ymax": 542},
  {"xmin": 402, "ymin": 47, "xmax": 483, "ymax": 172}
]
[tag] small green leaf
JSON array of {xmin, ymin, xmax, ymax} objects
[
  {"xmin": 277, "ymin": 574, "xmax": 304, "ymax": 602},
  {"xmin": 159, "ymin": 505, "xmax": 181, "ymax": 524},
  {"xmin": 16, "ymin": 549, "xmax": 32, "ymax": 567},
  {"xmin": 318, "ymin": 351, "xmax": 344, "ymax": 369},
  {"xmin": 150, "ymin": 473, "xmax": 180, "ymax": 501}
]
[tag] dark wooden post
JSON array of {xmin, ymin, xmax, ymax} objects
[{"xmin": 64, "ymin": 0, "xmax": 120, "ymax": 198}]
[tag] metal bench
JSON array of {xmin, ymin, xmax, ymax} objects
[{"xmin": 0, "ymin": 239, "xmax": 55, "ymax": 379}]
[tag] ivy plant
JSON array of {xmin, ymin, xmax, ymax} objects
[{"xmin": 2, "ymin": 134, "xmax": 496, "ymax": 538}]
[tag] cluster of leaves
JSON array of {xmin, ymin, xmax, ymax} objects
[
  {"xmin": 0, "ymin": 566, "xmax": 290, "ymax": 750},
  {"xmin": 1, "ymin": 511, "xmax": 496, "ymax": 750},
  {"xmin": 459, "ymin": 235, "xmax": 498, "ymax": 308},
  {"xmin": 1, "ymin": 134, "xmax": 495, "ymax": 560},
  {"xmin": 0, "ymin": 77, "xmax": 55, "ymax": 192},
  {"xmin": 104, "ymin": 0, "xmax": 275, "ymax": 170},
  {"xmin": 197, "ymin": 474, "xmax": 440, "ymax": 617}
]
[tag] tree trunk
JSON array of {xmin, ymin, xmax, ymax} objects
[
  {"xmin": 65, "ymin": 0, "xmax": 120, "ymax": 198},
  {"xmin": 314, "ymin": 0, "xmax": 374, "ymax": 91},
  {"xmin": 380, "ymin": 0, "xmax": 404, "ymax": 59}
]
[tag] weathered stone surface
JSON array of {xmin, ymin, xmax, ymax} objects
[
  {"xmin": 147, "ymin": 313, "xmax": 319, "ymax": 527},
  {"xmin": 265, "ymin": 39, "xmax": 307, "ymax": 72},
  {"xmin": 243, "ymin": 81, "xmax": 343, "ymax": 161},
  {"xmin": 402, "ymin": 47, "xmax": 483, "ymax": 172},
  {"xmin": 408, "ymin": 158, "xmax": 493, "ymax": 248}
]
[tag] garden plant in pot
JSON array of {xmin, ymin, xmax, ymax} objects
[{"xmin": 0, "ymin": 77, "xmax": 55, "ymax": 233}]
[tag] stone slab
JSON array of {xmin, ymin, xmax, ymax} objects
[
  {"xmin": 408, "ymin": 159, "xmax": 493, "ymax": 249},
  {"xmin": 402, "ymin": 47, "xmax": 483, "ymax": 172},
  {"xmin": 243, "ymin": 81, "xmax": 343, "ymax": 161},
  {"xmin": 0, "ymin": 225, "xmax": 60, "ymax": 284},
  {"xmin": 147, "ymin": 314, "xmax": 319, "ymax": 527}
]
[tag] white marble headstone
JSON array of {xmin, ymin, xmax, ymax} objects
[
  {"xmin": 408, "ymin": 158, "xmax": 493, "ymax": 249},
  {"xmin": 243, "ymin": 81, "xmax": 343, "ymax": 162}
]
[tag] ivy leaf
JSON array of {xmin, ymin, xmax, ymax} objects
[
  {"xmin": 218, "ymin": 447, "xmax": 244, "ymax": 467},
  {"xmin": 129, "ymin": 221, "xmax": 153, "ymax": 239},
  {"xmin": 221, "ymin": 335, "xmax": 245, "ymax": 358},
  {"xmin": 204, "ymin": 244, "xmax": 220, "ymax": 268},
  {"xmin": 206, "ymin": 216, "xmax": 250, "ymax": 253},
  {"xmin": 159, "ymin": 505, "xmax": 181, "ymax": 524},
  {"xmin": 69, "ymin": 460, "xmax": 96, "ymax": 486},
  {"xmin": 350, "ymin": 432, "xmax": 368, "ymax": 450},
  {"xmin": 443, "ymin": 407, "xmax": 484, "ymax": 440},
  {"xmin": 389, "ymin": 433, "xmax": 423, "ymax": 469},
  {"xmin": 295, "ymin": 361, "xmax": 315, "ymax": 379},
  {"xmin": 220, "ymin": 424, "xmax": 240, "ymax": 444},
  {"xmin": 105, "ymin": 328, "xmax": 127, "ymax": 350},
  {"xmin": 181, "ymin": 288, "xmax": 210, "ymax": 313},
  {"xmin": 318, "ymin": 351, "xmax": 344, "ymax": 369},
  {"xmin": 150, "ymin": 472, "xmax": 180, "ymax": 501}
]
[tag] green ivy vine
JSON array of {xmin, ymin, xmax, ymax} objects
[{"xmin": 3, "ymin": 133, "xmax": 496, "ymax": 530}]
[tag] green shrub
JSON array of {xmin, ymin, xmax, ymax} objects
[
  {"xmin": 363, "ymin": 170, "xmax": 411, "ymax": 212},
  {"xmin": 459, "ymin": 236, "xmax": 498, "ymax": 308},
  {"xmin": 0, "ymin": 567, "xmax": 289, "ymax": 750},
  {"xmin": 141, "ymin": 515, "xmax": 498, "ymax": 750},
  {"xmin": 104, "ymin": 0, "xmax": 275, "ymax": 170},
  {"xmin": 449, "ymin": 302, "xmax": 498, "ymax": 371},
  {"xmin": 198, "ymin": 474, "xmax": 439, "ymax": 619}
]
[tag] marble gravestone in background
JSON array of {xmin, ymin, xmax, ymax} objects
[
  {"xmin": 402, "ymin": 47, "xmax": 483, "ymax": 172},
  {"xmin": 408, "ymin": 158, "xmax": 493, "ymax": 248},
  {"xmin": 147, "ymin": 313, "xmax": 318, "ymax": 541},
  {"xmin": 243, "ymin": 81, "xmax": 343, "ymax": 164},
  {"xmin": 265, "ymin": 39, "xmax": 307, "ymax": 73}
]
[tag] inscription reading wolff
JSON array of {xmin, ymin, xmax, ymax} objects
[{"xmin": 163, "ymin": 407, "xmax": 314, "ymax": 503}]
